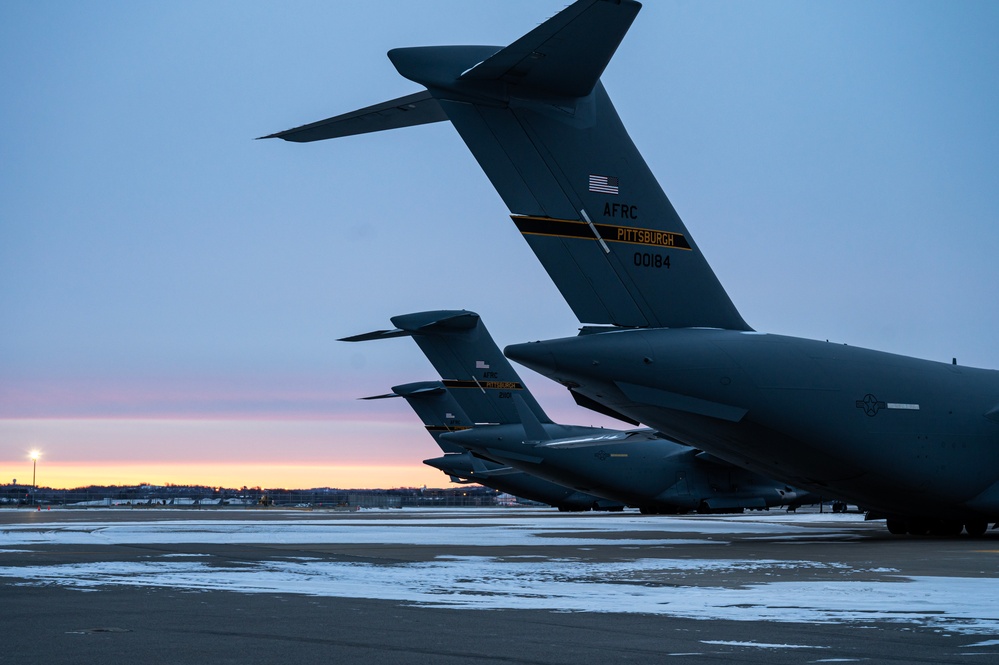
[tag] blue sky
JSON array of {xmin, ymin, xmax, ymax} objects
[{"xmin": 2, "ymin": 1, "xmax": 998, "ymax": 487}]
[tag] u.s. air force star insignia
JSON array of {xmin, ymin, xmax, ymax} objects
[{"xmin": 856, "ymin": 394, "xmax": 887, "ymax": 417}]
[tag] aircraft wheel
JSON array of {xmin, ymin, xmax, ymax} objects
[
  {"xmin": 906, "ymin": 519, "xmax": 931, "ymax": 536},
  {"xmin": 886, "ymin": 518, "xmax": 907, "ymax": 535},
  {"xmin": 965, "ymin": 520, "xmax": 989, "ymax": 537}
]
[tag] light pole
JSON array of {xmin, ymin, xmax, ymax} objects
[{"xmin": 29, "ymin": 451, "xmax": 40, "ymax": 506}]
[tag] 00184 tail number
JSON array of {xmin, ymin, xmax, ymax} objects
[{"xmin": 633, "ymin": 252, "xmax": 670, "ymax": 269}]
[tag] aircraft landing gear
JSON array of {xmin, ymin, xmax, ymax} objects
[
  {"xmin": 964, "ymin": 520, "xmax": 989, "ymax": 537},
  {"xmin": 884, "ymin": 516, "xmax": 993, "ymax": 537},
  {"xmin": 639, "ymin": 505, "xmax": 688, "ymax": 515},
  {"xmin": 886, "ymin": 518, "xmax": 907, "ymax": 535}
]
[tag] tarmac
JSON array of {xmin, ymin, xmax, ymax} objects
[{"xmin": 2, "ymin": 507, "xmax": 998, "ymax": 664}]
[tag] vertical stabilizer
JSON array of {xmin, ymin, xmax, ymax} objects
[
  {"xmin": 361, "ymin": 381, "xmax": 471, "ymax": 454},
  {"xmin": 342, "ymin": 310, "xmax": 552, "ymax": 425},
  {"xmin": 514, "ymin": 395, "xmax": 552, "ymax": 442},
  {"xmin": 267, "ymin": 0, "xmax": 750, "ymax": 330}
]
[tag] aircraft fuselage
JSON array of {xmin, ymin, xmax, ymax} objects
[
  {"xmin": 443, "ymin": 422, "xmax": 806, "ymax": 512},
  {"xmin": 506, "ymin": 328, "xmax": 999, "ymax": 520}
]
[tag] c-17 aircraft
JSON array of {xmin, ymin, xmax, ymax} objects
[
  {"xmin": 264, "ymin": 0, "xmax": 998, "ymax": 536},
  {"xmin": 363, "ymin": 379, "xmax": 618, "ymax": 511},
  {"xmin": 345, "ymin": 310, "xmax": 818, "ymax": 514}
]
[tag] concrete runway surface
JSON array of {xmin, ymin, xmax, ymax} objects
[{"xmin": 1, "ymin": 507, "xmax": 997, "ymax": 664}]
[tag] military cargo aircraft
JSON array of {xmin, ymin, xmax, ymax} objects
[
  {"xmin": 265, "ymin": 0, "xmax": 998, "ymax": 536},
  {"xmin": 346, "ymin": 310, "xmax": 816, "ymax": 514},
  {"xmin": 363, "ymin": 379, "xmax": 616, "ymax": 511}
]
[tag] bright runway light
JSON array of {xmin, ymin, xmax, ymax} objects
[{"xmin": 29, "ymin": 450, "xmax": 41, "ymax": 494}]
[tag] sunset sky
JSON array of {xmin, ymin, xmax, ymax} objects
[{"xmin": 3, "ymin": 1, "xmax": 999, "ymax": 489}]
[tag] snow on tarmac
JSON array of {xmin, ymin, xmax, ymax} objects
[
  {"xmin": 0, "ymin": 509, "xmax": 835, "ymax": 547},
  {"xmin": 1, "ymin": 510, "xmax": 997, "ymax": 635}
]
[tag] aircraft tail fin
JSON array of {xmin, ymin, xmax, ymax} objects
[
  {"xmin": 361, "ymin": 381, "xmax": 472, "ymax": 454},
  {"xmin": 269, "ymin": 0, "xmax": 749, "ymax": 330},
  {"xmin": 385, "ymin": 0, "xmax": 746, "ymax": 330},
  {"xmin": 513, "ymin": 395, "xmax": 551, "ymax": 442},
  {"xmin": 342, "ymin": 310, "xmax": 552, "ymax": 425}
]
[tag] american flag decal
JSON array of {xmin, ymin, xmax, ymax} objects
[{"xmin": 588, "ymin": 174, "xmax": 619, "ymax": 195}]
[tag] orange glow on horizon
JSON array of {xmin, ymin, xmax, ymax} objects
[
  {"xmin": 0, "ymin": 461, "xmax": 456, "ymax": 491},
  {"xmin": 0, "ymin": 418, "xmax": 463, "ymax": 490}
]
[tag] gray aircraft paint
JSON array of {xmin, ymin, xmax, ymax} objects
[
  {"xmin": 363, "ymin": 379, "xmax": 609, "ymax": 511},
  {"xmin": 344, "ymin": 310, "xmax": 551, "ymax": 426},
  {"xmin": 347, "ymin": 310, "xmax": 814, "ymax": 513},
  {"xmin": 267, "ymin": 0, "xmax": 998, "ymax": 532}
]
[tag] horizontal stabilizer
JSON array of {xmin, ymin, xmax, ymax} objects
[
  {"xmin": 459, "ymin": 0, "xmax": 641, "ymax": 98},
  {"xmin": 391, "ymin": 382, "xmax": 447, "ymax": 397},
  {"xmin": 360, "ymin": 381, "xmax": 447, "ymax": 401},
  {"xmin": 359, "ymin": 392, "xmax": 403, "ymax": 401},
  {"xmin": 260, "ymin": 91, "xmax": 446, "ymax": 143},
  {"xmin": 392, "ymin": 310, "xmax": 480, "ymax": 333},
  {"xmin": 339, "ymin": 328, "xmax": 410, "ymax": 343},
  {"xmin": 339, "ymin": 310, "xmax": 479, "ymax": 343}
]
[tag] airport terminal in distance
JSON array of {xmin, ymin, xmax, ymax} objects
[{"xmin": 0, "ymin": 481, "xmax": 507, "ymax": 509}]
